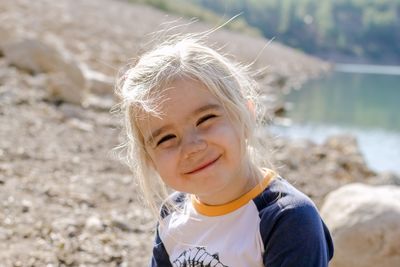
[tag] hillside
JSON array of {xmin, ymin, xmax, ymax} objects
[
  {"xmin": 187, "ymin": 0, "xmax": 400, "ymax": 65},
  {"xmin": 0, "ymin": 0, "xmax": 391, "ymax": 265}
]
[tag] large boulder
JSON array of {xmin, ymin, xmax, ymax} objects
[
  {"xmin": 323, "ymin": 134, "xmax": 375, "ymax": 181},
  {"xmin": 2, "ymin": 38, "xmax": 88, "ymax": 104},
  {"xmin": 320, "ymin": 183, "xmax": 400, "ymax": 267}
]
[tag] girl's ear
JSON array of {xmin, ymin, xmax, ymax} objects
[{"xmin": 247, "ymin": 100, "xmax": 255, "ymax": 117}]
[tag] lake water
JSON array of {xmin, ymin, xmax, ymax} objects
[{"xmin": 270, "ymin": 64, "xmax": 400, "ymax": 174}]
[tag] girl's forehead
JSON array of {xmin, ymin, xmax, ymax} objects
[
  {"xmin": 156, "ymin": 78, "xmax": 219, "ymax": 105},
  {"xmin": 136, "ymin": 79, "xmax": 224, "ymax": 134},
  {"xmin": 147, "ymin": 83, "xmax": 220, "ymax": 119}
]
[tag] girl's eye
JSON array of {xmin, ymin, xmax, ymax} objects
[
  {"xmin": 156, "ymin": 134, "xmax": 176, "ymax": 146},
  {"xmin": 196, "ymin": 114, "xmax": 217, "ymax": 126}
]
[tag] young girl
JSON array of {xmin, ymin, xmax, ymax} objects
[{"xmin": 116, "ymin": 35, "xmax": 334, "ymax": 267}]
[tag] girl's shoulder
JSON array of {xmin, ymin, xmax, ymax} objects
[
  {"xmin": 254, "ymin": 176, "xmax": 335, "ymax": 265},
  {"xmin": 253, "ymin": 176, "xmax": 319, "ymax": 217}
]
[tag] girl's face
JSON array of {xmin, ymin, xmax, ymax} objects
[{"xmin": 138, "ymin": 78, "xmax": 253, "ymax": 205}]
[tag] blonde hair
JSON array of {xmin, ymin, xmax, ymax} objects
[{"xmin": 114, "ymin": 34, "xmax": 272, "ymax": 217}]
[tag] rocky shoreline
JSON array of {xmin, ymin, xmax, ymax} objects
[{"xmin": 1, "ymin": 0, "xmax": 399, "ymax": 266}]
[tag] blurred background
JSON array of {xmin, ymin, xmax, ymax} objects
[{"xmin": 1, "ymin": 0, "xmax": 399, "ymax": 266}]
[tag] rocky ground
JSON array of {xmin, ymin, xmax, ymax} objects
[{"xmin": 1, "ymin": 0, "xmax": 398, "ymax": 266}]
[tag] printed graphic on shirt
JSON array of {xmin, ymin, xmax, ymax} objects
[{"xmin": 172, "ymin": 247, "xmax": 228, "ymax": 267}]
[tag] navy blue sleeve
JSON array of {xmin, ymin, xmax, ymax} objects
[
  {"xmin": 254, "ymin": 178, "xmax": 334, "ymax": 267},
  {"xmin": 262, "ymin": 203, "xmax": 334, "ymax": 267},
  {"xmin": 150, "ymin": 227, "xmax": 172, "ymax": 267},
  {"xmin": 151, "ymin": 192, "xmax": 186, "ymax": 267}
]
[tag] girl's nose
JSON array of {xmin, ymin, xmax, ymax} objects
[{"xmin": 182, "ymin": 132, "xmax": 207, "ymax": 158}]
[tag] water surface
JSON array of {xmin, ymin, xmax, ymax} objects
[{"xmin": 271, "ymin": 65, "xmax": 400, "ymax": 174}]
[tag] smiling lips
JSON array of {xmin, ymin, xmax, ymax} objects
[{"xmin": 185, "ymin": 155, "xmax": 221, "ymax": 174}]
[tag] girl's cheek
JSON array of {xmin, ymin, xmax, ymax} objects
[
  {"xmin": 210, "ymin": 122, "xmax": 236, "ymax": 138},
  {"xmin": 155, "ymin": 149, "xmax": 179, "ymax": 168}
]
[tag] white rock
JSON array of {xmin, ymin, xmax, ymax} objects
[
  {"xmin": 3, "ymin": 38, "xmax": 77, "ymax": 75},
  {"xmin": 321, "ymin": 183, "xmax": 400, "ymax": 267},
  {"xmin": 82, "ymin": 94, "xmax": 114, "ymax": 111},
  {"xmin": 3, "ymin": 38, "xmax": 88, "ymax": 104},
  {"xmin": 67, "ymin": 118, "xmax": 94, "ymax": 132},
  {"xmin": 85, "ymin": 216, "xmax": 104, "ymax": 232},
  {"xmin": 82, "ymin": 67, "xmax": 114, "ymax": 95},
  {"xmin": 46, "ymin": 72, "xmax": 87, "ymax": 104},
  {"xmin": 0, "ymin": 27, "xmax": 14, "ymax": 52}
]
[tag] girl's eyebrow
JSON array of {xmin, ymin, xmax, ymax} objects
[{"xmin": 146, "ymin": 103, "xmax": 221, "ymax": 145}]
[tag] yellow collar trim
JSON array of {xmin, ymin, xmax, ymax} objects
[{"xmin": 191, "ymin": 169, "xmax": 277, "ymax": 217}]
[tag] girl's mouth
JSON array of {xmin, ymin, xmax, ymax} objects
[{"xmin": 185, "ymin": 155, "xmax": 221, "ymax": 174}]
